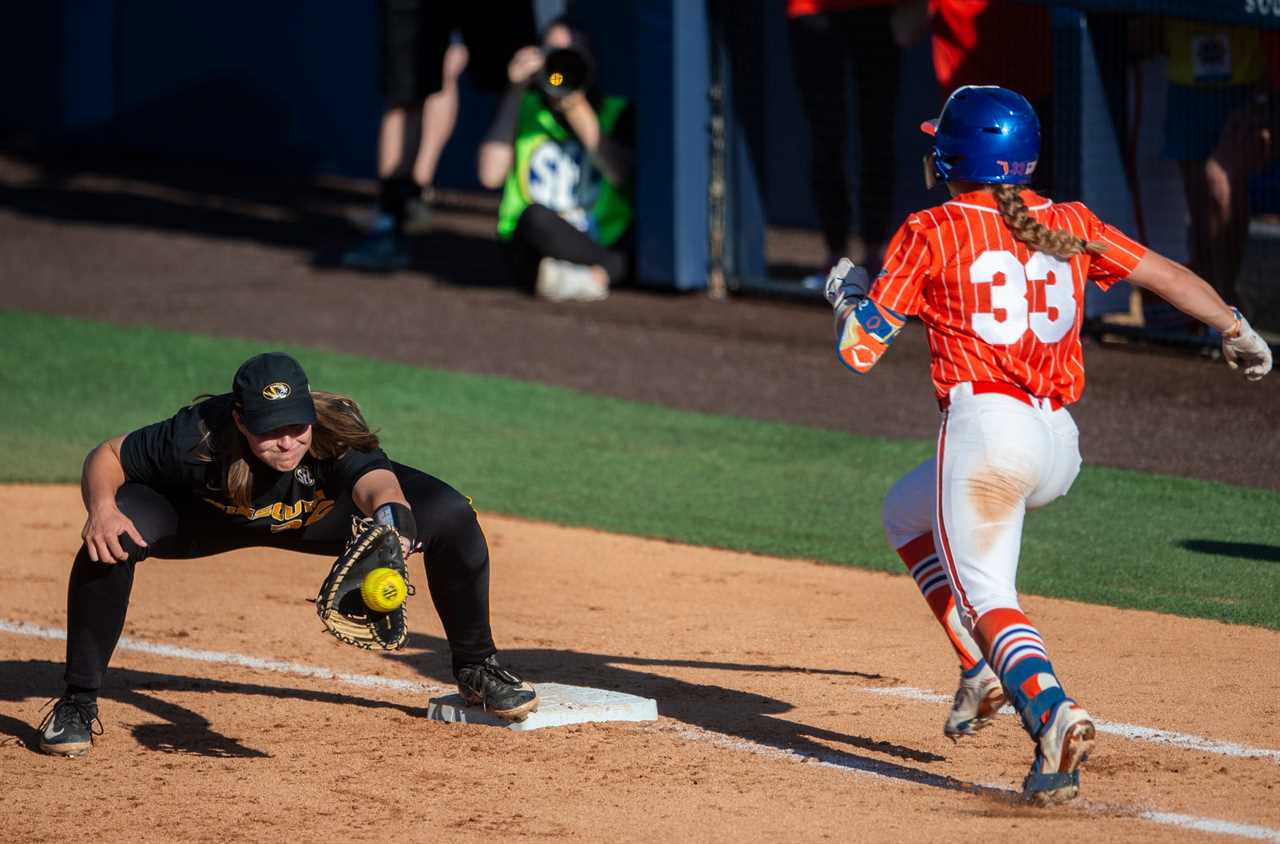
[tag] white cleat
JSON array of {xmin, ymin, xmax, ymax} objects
[
  {"xmin": 944, "ymin": 665, "xmax": 1006, "ymax": 740},
  {"xmin": 1022, "ymin": 700, "xmax": 1096, "ymax": 805}
]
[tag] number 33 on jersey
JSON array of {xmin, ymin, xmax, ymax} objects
[
  {"xmin": 867, "ymin": 191, "xmax": 1147, "ymax": 405},
  {"xmin": 968, "ymin": 251, "xmax": 1074, "ymax": 345}
]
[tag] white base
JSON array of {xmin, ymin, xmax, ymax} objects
[{"xmin": 426, "ymin": 682, "xmax": 658, "ymax": 731}]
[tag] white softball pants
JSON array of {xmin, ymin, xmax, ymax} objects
[{"xmin": 883, "ymin": 382, "xmax": 1082, "ymax": 624}]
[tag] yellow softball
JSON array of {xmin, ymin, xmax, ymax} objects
[{"xmin": 361, "ymin": 567, "xmax": 408, "ymax": 612}]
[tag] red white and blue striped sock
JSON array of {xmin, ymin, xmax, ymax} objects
[
  {"xmin": 896, "ymin": 533, "xmax": 984, "ymax": 671},
  {"xmin": 975, "ymin": 608, "xmax": 1067, "ymax": 738}
]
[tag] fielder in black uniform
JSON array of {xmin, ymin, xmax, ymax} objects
[{"xmin": 39, "ymin": 352, "xmax": 538, "ymax": 756}]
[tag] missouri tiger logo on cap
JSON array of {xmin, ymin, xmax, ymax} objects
[{"xmin": 262, "ymin": 382, "xmax": 291, "ymax": 400}]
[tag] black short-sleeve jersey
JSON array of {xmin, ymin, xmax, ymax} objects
[{"xmin": 119, "ymin": 394, "xmax": 392, "ymax": 533}]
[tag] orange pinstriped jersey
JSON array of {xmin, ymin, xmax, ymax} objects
[{"xmin": 870, "ymin": 189, "xmax": 1147, "ymax": 405}]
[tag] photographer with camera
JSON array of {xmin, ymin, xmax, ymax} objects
[
  {"xmin": 342, "ymin": 1, "xmax": 537, "ymax": 273},
  {"xmin": 477, "ymin": 20, "xmax": 634, "ymax": 302}
]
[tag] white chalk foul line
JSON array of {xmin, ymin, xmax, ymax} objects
[
  {"xmin": 1138, "ymin": 812, "xmax": 1280, "ymax": 842},
  {"xmin": 5, "ymin": 618, "xmax": 1279, "ymax": 841},
  {"xmin": 6, "ymin": 618, "xmax": 1277, "ymax": 764},
  {"xmin": 680, "ymin": 721, "xmax": 1280, "ymax": 842},
  {"xmin": 865, "ymin": 686, "xmax": 1280, "ymax": 764}
]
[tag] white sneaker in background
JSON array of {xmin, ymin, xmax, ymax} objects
[{"xmin": 536, "ymin": 258, "xmax": 609, "ymax": 302}]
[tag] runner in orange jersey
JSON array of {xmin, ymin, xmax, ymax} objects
[{"xmin": 821, "ymin": 85, "xmax": 1272, "ymax": 804}]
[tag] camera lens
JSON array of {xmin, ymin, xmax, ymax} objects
[{"xmin": 539, "ymin": 47, "xmax": 592, "ymax": 100}]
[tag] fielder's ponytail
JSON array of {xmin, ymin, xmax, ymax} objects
[
  {"xmin": 994, "ymin": 184, "xmax": 1107, "ymax": 260},
  {"xmin": 308, "ymin": 392, "xmax": 381, "ymax": 459}
]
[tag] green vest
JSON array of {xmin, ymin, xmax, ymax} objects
[{"xmin": 496, "ymin": 92, "xmax": 633, "ymax": 247}]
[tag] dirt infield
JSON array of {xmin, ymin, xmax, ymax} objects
[
  {"xmin": 2, "ymin": 151, "xmax": 1279, "ymax": 840},
  {"xmin": 2, "ymin": 485, "xmax": 1278, "ymax": 842}
]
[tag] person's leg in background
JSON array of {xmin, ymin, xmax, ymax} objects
[
  {"xmin": 407, "ymin": 41, "xmax": 471, "ymax": 228},
  {"xmin": 1179, "ymin": 156, "xmax": 1243, "ymax": 310},
  {"xmin": 1212, "ymin": 91, "xmax": 1280, "ymax": 324},
  {"xmin": 344, "ymin": 0, "xmax": 459, "ymax": 272},
  {"xmin": 844, "ymin": 6, "xmax": 902, "ymax": 271},
  {"xmin": 1162, "ymin": 85, "xmax": 1256, "ymax": 324},
  {"xmin": 1200, "ymin": 93, "xmax": 1280, "ymax": 313},
  {"xmin": 511, "ymin": 204, "xmax": 626, "ymax": 301},
  {"xmin": 788, "ymin": 11, "xmax": 852, "ymax": 282},
  {"xmin": 404, "ymin": 0, "xmax": 542, "ymax": 222}
]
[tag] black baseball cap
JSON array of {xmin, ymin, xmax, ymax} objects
[{"xmin": 232, "ymin": 353, "xmax": 317, "ymax": 435}]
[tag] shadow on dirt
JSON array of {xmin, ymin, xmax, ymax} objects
[
  {"xmin": 0, "ymin": 659, "xmax": 424, "ymax": 758},
  {"xmin": 392, "ymin": 633, "xmax": 1013, "ymax": 799},
  {"xmin": 0, "ymin": 145, "xmax": 512, "ymax": 290},
  {"xmin": 0, "ymin": 712, "xmax": 41, "ymax": 753},
  {"xmin": 0, "ymin": 649, "xmax": 1014, "ymax": 797}
]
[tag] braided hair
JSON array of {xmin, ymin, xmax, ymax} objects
[{"xmin": 993, "ymin": 184, "xmax": 1108, "ymax": 260}]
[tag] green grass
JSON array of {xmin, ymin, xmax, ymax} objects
[{"xmin": 4, "ymin": 311, "xmax": 1278, "ymax": 628}]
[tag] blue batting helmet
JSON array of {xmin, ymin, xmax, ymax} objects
[{"xmin": 921, "ymin": 86, "xmax": 1040, "ymax": 185}]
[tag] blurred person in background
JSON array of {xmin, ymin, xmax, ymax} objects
[
  {"xmin": 1161, "ymin": 19, "xmax": 1280, "ymax": 325},
  {"xmin": 787, "ymin": 0, "xmax": 904, "ymax": 287},
  {"xmin": 926, "ymin": 0, "xmax": 1055, "ymax": 193},
  {"xmin": 343, "ymin": 0, "xmax": 538, "ymax": 273},
  {"xmin": 477, "ymin": 19, "xmax": 634, "ymax": 302}
]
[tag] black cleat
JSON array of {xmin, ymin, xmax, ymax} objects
[
  {"xmin": 454, "ymin": 655, "xmax": 539, "ymax": 723},
  {"xmin": 38, "ymin": 695, "xmax": 102, "ymax": 757}
]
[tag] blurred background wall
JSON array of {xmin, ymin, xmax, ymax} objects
[
  {"xmin": 0, "ymin": 0, "xmax": 927, "ymax": 226},
  {"xmin": 3, "ymin": 0, "xmax": 1278, "ymax": 325}
]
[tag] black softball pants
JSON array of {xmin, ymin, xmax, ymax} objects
[
  {"xmin": 788, "ymin": 8, "xmax": 902, "ymax": 258},
  {"xmin": 508, "ymin": 203, "xmax": 631, "ymax": 289},
  {"xmin": 63, "ymin": 463, "xmax": 497, "ymax": 691}
]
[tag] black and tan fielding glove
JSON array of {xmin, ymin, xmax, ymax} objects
[{"xmin": 315, "ymin": 517, "xmax": 414, "ymax": 650}]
